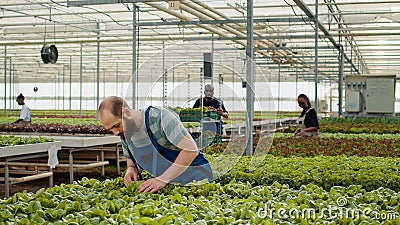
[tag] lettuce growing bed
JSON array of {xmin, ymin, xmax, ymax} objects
[{"xmin": 0, "ymin": 178, "xmax": 399, "ymax": 224}]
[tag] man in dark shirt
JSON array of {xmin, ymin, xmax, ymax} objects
[{"xmin": 193, "ymin": 84, "xmax": 228, "ymax": 119}]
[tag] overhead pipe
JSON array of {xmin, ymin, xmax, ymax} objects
[
  {"xmin": 292, "ymin": 0, "xmax": 362, "ymax": 74},
  {"xmin": 0, "ymin": 33, "xmax": 341, "ymax": 46},
  {"xmin": 325, "ymin": 0, "xmax": 367, "ymax": 74},
  {"xmin": 144, "ymin": 2, "xmax": 248, "ymax": 48},
  {"xmin": 138, "ymin": 17, "xmax": 307, "ymax": 27},
  {"xmin": 146, "ymin": 1, "xmax": 292, "ymax": 64},
  {"xmin": 185, "ymin": 0, "xmax": 300, "ymax": 63},
  {"xmin": 190, "ymin": 0, "xmax": 298, "ymax": 51}
]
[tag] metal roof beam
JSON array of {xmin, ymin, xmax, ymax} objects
[
  {"xmin": 137, "ymin": 17, "xmax": 308, "ymax": 26},
  {"xmin": 67, "ymin": 0, "xmax": 161, "ymax": 6},
  {"xmin": 292, "ymin": 0, "xmax": 362, "ymax": 74}
]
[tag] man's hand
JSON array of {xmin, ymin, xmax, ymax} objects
[
  {"xmin": 124, "ymin": 166, "xmax": 138, "ymax": 187},
  {"xmin": 217, "ymin": 109, "xmax": 228, "ymax": 119},
  {"xmin": 138, "ymin": 177, "xmax": 168, "ymax": 193}
]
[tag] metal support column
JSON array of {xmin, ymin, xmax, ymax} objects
[
  {"xmin": 295, "ymin": 66, "xmax": 299, "ymax": 109},
  {"xmin": 232, "ymin": 61, "xmax": 234, "ymax": 111},
  {"xmin": 79, "ymin": 44, "xmax": 83, "ymax": 116},
  {"xmin": 338, "ymin": 44, "xmax": 344, "ymax": 117},
  {"xmin": 172, "ymin": 64, "xmax": 175, "ymax": 106},
  {"xmin": 116, "ymin": 63, "xmax": 119, "ymax": 96},
  {"xmin": 101, "ymin": 150, "xmax": 105, "ymax": 176},
  {"xmin": 245, "ymin": 0, "xmax": 254, "ymax": 156},
  {"xmin": 96, "ymin": 22, "xmax": 100, "ymax": 109},
  {"xmin": 3, "ymin": 46, "xmax": 7, "ymax": 115},
  {"xmin": 278, "ymin": 63, "xmax": 281, "ymax": 120},
  {"xmin": 329, "ymin": 79, "xmax": 333, "ymax": 114},
  {"xmin": 187, "ymin": 73, "xmax": 191, "ymax": 107},
  {"xmin": 62, "ymin": 65, "xmax": 65, "ymax": 110},
  {"xmin": 4, "ymin": 160, "xmax": 9, "ymax": 198},
  {"xmin": 10, "ymin": 65, "xmax": 14, "ymax": 111},
  {"xmin": 69, "ymin": 151, "xmax": 74, "ymax": 183},
  {"xmin": 116, "ymin": 145, "xmax": 121, "ymax": 175},
  {"xmin": 211, "ymin": 34, "xmax": 214, "ymax": 86},
  {"xmin": 162, "ymin": 41, "xmax": 167, "ymax": 107},
  {"xmin": 9, "ymin": 58, "xmax": 12, "ymax": 111},
  {"xmin": 314, "ymin": 0, "xmax": 319, "ymax": 112},
  {"xmin": 69, "ymin": 56, "xmax": 72, "ymax": 112},
  {"xmin": 132, "ymin": 4, "xmax": 137, "ymax": 108}
]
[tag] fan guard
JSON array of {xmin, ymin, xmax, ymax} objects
[{"xmin": 41, "ymin": 44, "xmax": 58, "ymax": 64}]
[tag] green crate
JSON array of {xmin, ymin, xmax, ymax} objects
[
  {"xmin": 179, "ymin": 111, "xmax": 202, "ymax": 122},
  {"xmin": 179, "ymin": 110, "xmax": 221, "ymax": 122},
  {"xmin": 205, "ymin": 111, "xmax": 221, "ymax": 120}
]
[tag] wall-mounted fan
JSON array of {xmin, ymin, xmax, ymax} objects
[{"xmin": 41, "ymin": 44, "xmax": 58, "ymax": 64}]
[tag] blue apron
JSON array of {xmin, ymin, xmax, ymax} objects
[{"xmin": 125, "ymin": 106, "xmax": 214, "ymax": 185}]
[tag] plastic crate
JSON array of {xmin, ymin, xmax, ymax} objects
[
  {"xmin": 205, "ymin": 111, "xmax": 221, "ymax": 120},
  {"xmin": 179, "ymin": 111, "xmax": 202, "ymax": 122},
  {"xmin": 179, "ymin": 110, "xmax": 221, "ymax": 122}
]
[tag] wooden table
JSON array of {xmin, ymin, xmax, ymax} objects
[
  {"xmin": 42, "ymin": 135, "xmax": 122, "ymax": 183},
  {"xmin": 0, "ymin": 141, "xmax": 61, "ymax": 198}
]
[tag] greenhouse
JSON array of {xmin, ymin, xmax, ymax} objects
[{"xmin": 1, "ymin": 0, "xmax": 400, "ymax": 224}]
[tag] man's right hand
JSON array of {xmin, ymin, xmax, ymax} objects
[{"xmin": 124, "ymin": 166, "xmax": 138, "ymax": 187}]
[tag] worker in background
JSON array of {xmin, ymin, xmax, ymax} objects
[
  {"xmin": 294, "ymin": 94, "xmax": 319, "ymax": 138},
  {"xmin": 193, "ymin": 84, "xmax": 229, "ymax": 134},
  {"xmin": 98, "ymin": 96, "xmax": 213, "ymax": 193},
  {"xmin": 193, "ymin": 84, "xmax": 228, "ymax": 119},
  {"xmin": 14, "ymin": 93, "xmax": 31, "ymax": 125}
]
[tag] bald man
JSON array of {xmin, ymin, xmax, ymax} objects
[
  {"xmin": 193, "ymin": 84, "xmax": 228, "ymax": 119},
  {"xmin": 98, "ymin": 96, "xmax": 213, "ymax": 193}
]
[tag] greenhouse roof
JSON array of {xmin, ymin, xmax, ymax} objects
[{"xmin": 1, "ymin": 0, "xmax": 400, "ymax": 83}]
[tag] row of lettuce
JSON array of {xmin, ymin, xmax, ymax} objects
[
  {"xmin": 1, "ymin": 118, "xmax": 399, "ymax": 223},
  {"xmin": 0, "ymin": 136, "xmax": 53, "ymax": 147},
  {"xmin": 2, "ymin": 114, "xmax": 400, "ymax": 134},
  {"xmin": 1, "ymin": 154, "xmax": 399, "ymax": 224},
  {"xmin": 205, "ymin": 133, "xmax": 400, "ymax": 157}
]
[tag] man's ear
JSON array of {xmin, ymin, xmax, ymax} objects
[{"xmin": 122, "ymin": 108, "xmax": 131, "ymax": 118}]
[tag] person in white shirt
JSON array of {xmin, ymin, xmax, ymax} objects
[{"xmin": 14, "ymin": 93, "xmax": 31, "ymax": 124}]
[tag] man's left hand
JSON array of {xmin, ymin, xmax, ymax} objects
[
  {"xmin": 218, "ymin": 109, "xmax": 228, "ymax": 119},
  {"xmin": 138, "ymin": 177, "xmax": 168, "ymax": 193}
]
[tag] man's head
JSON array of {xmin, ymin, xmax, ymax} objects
[
  {"xmin": 16, "ymin": 93, "xmax": 25, "ymax": 105},
  {"xmin": 204, "ymin": 84, "xmax": 214, "ymax": 98},
  {"xmin": 98, "ymin": 96, "xmax": 125, "ymax": 137}
]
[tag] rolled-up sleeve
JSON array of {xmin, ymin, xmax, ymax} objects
[{"xmin": 160, "ymin": 108, "xmax": 188, "ymax": 146}]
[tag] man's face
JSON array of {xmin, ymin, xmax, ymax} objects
[
  {"xmin": 204, "ymin": 88, "xmax": 214, "ymax": 98},
  {"xmin": 100, "ymin": 109, "xmax": 124, "ymax": 138}
]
